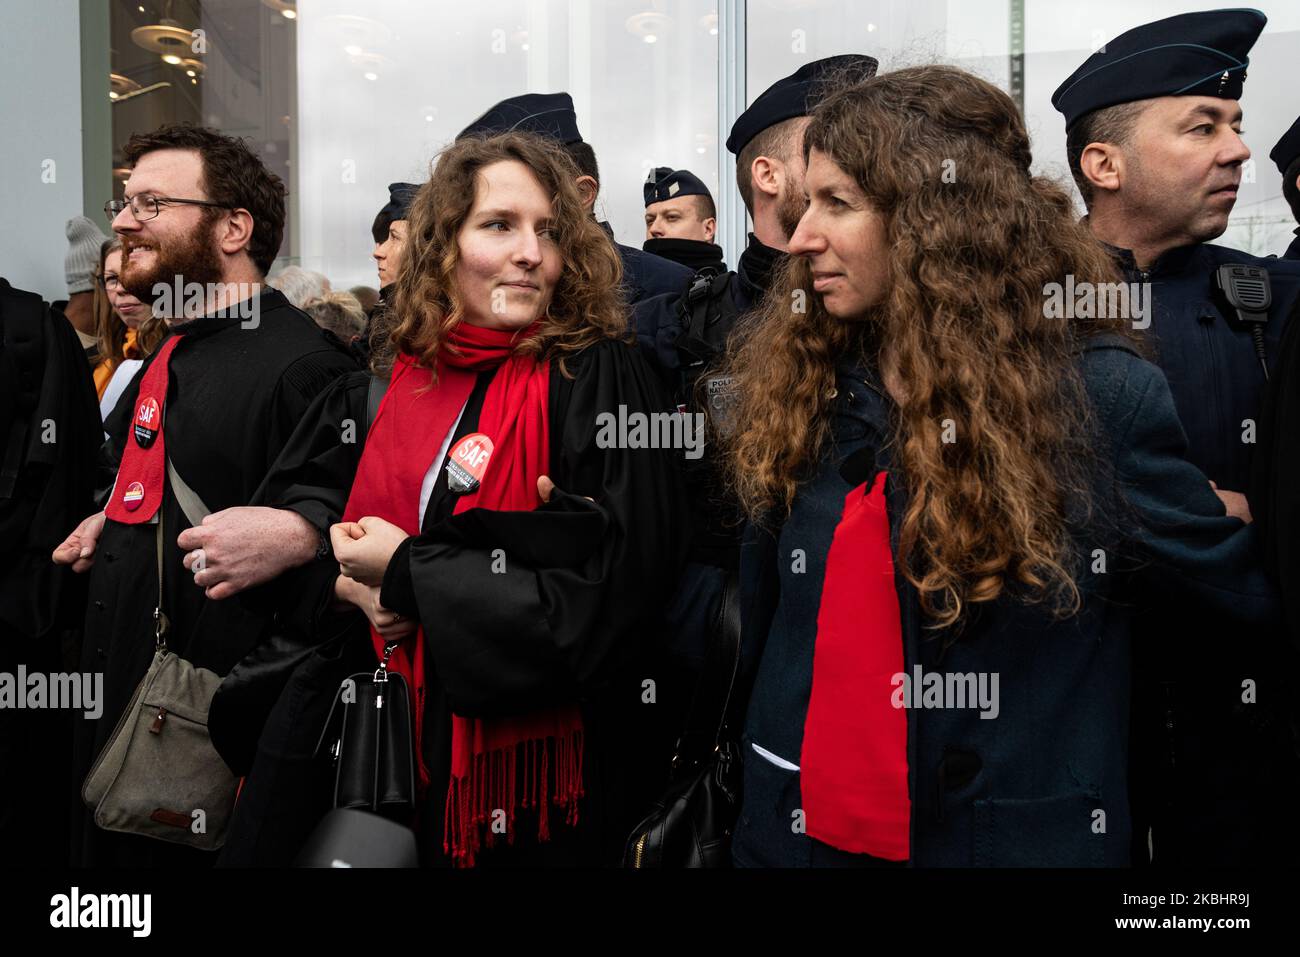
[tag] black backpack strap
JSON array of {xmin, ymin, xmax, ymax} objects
[
  {"xmin": 676, "ymin": 273, "xmax": 738, "ymax": 368},
  {"xmin": 680, "ymin": 274, "xmax": 716, "ymax": 352},
  {"xmin": 366, "ymin": 373, "xmax": 388, "ymax": 431}
]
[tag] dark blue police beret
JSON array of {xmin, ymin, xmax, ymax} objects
[
  {"xmin": 1270, "ymin": 115, "xmax": 1300, "ymax": 178},
  {"xmin": 457, "ymin": 92, "xmax": 584, "ymax": 145},
  {"xmin": 726, "ymin": 54, "xmax": 878, "ymax": 156},
  {"xmin": 372, "ymin": 182, "xmax": 420, "ymax": 243},
  {"xmin": 1052, "ymin": 8, "xmax": 1266, "ymax": 129},
  {"xmin": 644, "ymin": 167, "xmax": 712, "ymax": 207}
]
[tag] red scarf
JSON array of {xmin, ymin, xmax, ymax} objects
[
  {"xmin": 104, "ymin": 334, "xmax": 181, "ymax": 524},
  {"xmin": 341, "ymin": 321, "xmax": 584, "ymax": 866},
  {"xmin": 799, "ymin": 472, "xmax": 910, "ymax": 860}
]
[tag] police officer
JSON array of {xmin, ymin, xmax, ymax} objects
[
  {"xmin": 1269, "ymin": 116, "xmax": 1300, "ymax": 261},
  {"xmin": 357, "ymin": 182, "xmax": 419, "ymax": 363},
  {"xmin": 642, "ymin": 167, "xmax": 727, "ymax": 276},
  {"xmin": 371, "ymin": 182, "xmax": 417, "ymax": 305},
  {"xmin": 634, "ymin": 54, "xmax": 879, "ymax": 373},
  {"xmin": 627, "ymin": 55, "xmax": 879, "ymax": 780},
  {"xmin": 457, "ymin": 92, "xmax": 692, "ymax": 306},
  {"xmin": 1053, "ymin": 7, "xmax": 1300, "ymax": 867}
]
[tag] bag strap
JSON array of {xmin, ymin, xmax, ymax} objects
[
  {"xmin": 672, "ymin": 569, "xmax": 743, "ymax": 772},
  {"xmin": 167, "ymin": 457, "xmax": 211, "ymax": 527},
  {"xmin": 366, "ymin": 373, "xmax": 388, "ymax": 431},
  {"xmin": 154, "ymin": 515, "xmax": 170, "ymax": 654}
]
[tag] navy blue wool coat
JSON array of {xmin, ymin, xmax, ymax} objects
[{"xmin": 732, "ymin": 337, "xmax": 1276, "ymax": 867}]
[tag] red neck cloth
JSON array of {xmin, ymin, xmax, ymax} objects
[
  {"xmin": 798, "ymin": 473, "xmax": 910, "ymax": 860},
  {"xmin": 341, "ymin": 320, "xmax": 583, "ymax": 867},
  {"xmin": 105, "ymin": 334, "xmax": 181, "ymax": 524}
]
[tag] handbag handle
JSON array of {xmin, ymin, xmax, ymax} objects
[{"xmin": 671, "ymin": 569, "xmax": 742, "ymax": 772}]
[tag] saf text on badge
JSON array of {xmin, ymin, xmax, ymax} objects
[
  {"xmin": 133, "ymin": 395, "xmax": 161, "ymax": 448},
  {"xmin": 446, "ymin": 433, "xmax": 494, "ymax": 495}
]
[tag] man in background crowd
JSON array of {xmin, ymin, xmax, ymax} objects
[
  {"xmin": 55, "ymin": 216, "xmax": 110, "ymax": 363},
  {"xmin": 642, "ymin": 167, "xmax": 727, "ymax": 277}
]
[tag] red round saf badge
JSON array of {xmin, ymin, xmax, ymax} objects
[
  {"xmin": 132, "ymin": 395, "xmax": 161, "ymax": 449},
  {"xmin": 446, "ymin": 433, "xmax": 494, "ymax": 495},
  {"xmin": 122, "ymin": 481, "xmax": 146, "ymax": 512}
]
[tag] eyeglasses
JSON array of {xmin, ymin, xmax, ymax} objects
[{"xmin": 104, "ymin": 195, "xmax": 231, "ymax": 224}]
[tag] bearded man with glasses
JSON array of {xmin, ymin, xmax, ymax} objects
[{"xmin": 52, "ymin": 124, "xmax": 356, "ymax": 868}]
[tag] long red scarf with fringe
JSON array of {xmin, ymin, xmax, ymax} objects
[{"xmin": 341, "ymin": 321, "xmax": 584, "ymax": 866}]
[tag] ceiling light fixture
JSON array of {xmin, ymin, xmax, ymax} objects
[{"xmin": 131, "ymin": 1, "xmax": 194, "ymax": 56}]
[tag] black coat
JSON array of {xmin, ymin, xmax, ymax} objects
[
  {"xmin": 1252, "ymin": 295, "xmax": 1300, "ymax": 652},
  {"xmin": 0, "ymin": 279, "xmax": 101, "ymax": 867},
  {"xmin": 215, "ymin": 338, "xmax": 689, "ymax": 866},
  {"xmin": 1109, "ymin": 241, "xmax": 1300, "ymax": 865},
  {"xmin": 732, "ymin": 339, "xmax": 1277, "ymax": 867},
  {"xmin": 602, "ymin": 223, "xmax": 693, "ymax": 306},
  {"xmin": 1282, "ymin": 227, "xmax": 1300, "ymax": 262}
]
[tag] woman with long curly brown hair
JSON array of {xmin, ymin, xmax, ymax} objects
[
  {"xmin": 200, "ymin": 132, "xmax": 687, "ymax": 867},
  {"xmin": 725, "ymin": 65, "xmax": 1273, "ymax": 867}
]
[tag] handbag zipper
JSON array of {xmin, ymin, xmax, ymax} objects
[
  {"xmin": 149, "ymin": 707, "xmax": 167, "ymax": 734},
  {"xmin": 632, "ymin": 831, "xmax": 647, "ymax": 868}
]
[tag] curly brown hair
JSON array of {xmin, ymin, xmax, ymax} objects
[
  {"xmin": 122, "ymin": 123, "xmax": 286, "ymax": 275},
  {"xmin": 374, "ymin": 132, "xmax": 628, "ymax": 378},
  {"xmin": 723, "ymin": 65, "xmax": 1134, "ymax": 629}
]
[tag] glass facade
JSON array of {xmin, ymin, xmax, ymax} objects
[{"xmin": 3, "ymin": 0, "xmax": 1299, "ymax": 303}]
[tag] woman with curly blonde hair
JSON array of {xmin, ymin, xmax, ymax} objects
[
  {"xmin": 725, "ymin": 65, "xmax": 1273, "ymax": 867},
  {"xmin": 203, "ymin": 132, "xmax": 687, "ymax": 867}
]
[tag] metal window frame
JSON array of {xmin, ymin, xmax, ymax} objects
[{"xmin": 717, "ymin": 0, "xmax": 747, "ymax": 268}]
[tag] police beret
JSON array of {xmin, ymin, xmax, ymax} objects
[
  {"xmin": 457, "ymin": 92, "xmax": 584, "ymax": 145},
  {"xmin": 1270, "ymin": 115, "xmax": 1300, "ymax": 178},
  {"xmin": 726, "ymin": 54, "xmax": 878, "ymax": 155},
  {"xmin": 1052, "ymin": 8, "xmax": 1266, "ymax": 129},
  {"xmin": 644, "ymin": 167, "xmax": 712, "ymax": 207},
  {"xmin": 371, "ymin": 182, "xmax": 420, "ymax": 243}
]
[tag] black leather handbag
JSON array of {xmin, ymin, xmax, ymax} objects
[
  {"xmin": 624, "ymin": 573, "xmax": 743, "ymax": 867},
  {"xmin": 315, "ymin": 641, "xmax": 416, "ymax": 819}
]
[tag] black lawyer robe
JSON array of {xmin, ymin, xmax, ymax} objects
[
  {"xmin": 215, "ymin": 337, "xmax": 690, "ymax": 866},
  {"xmin": 72, "ymin": 289, "xmax": 357, "ymax": 867},
  {"xmin": 0, "ymin": 280, "xmax": 101, "ymax": 867}
]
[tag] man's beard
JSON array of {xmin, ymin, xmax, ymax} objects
[
  {"xmin": 776, "ymin": 179, "xmax": 806, "ymax": 242},
  {"xmin": 120, "ymin": 216, "xmax": 224, "ymax": 315}
]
